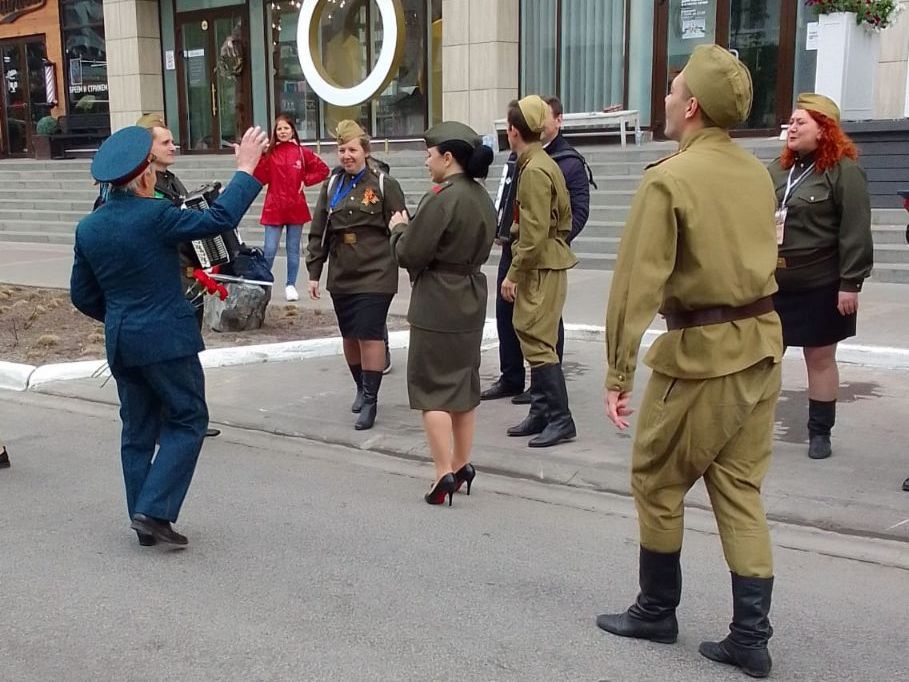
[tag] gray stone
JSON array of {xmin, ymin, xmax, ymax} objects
[{"xmin": 203, "ymin": 281, "xmax": 271, "ymax": 332}]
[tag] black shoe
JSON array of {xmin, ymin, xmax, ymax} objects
[
  {"xmin": 528, "ymin": 364, "xmax": 576, "ymax": 448},
  {"xmin": 425, "ymin": 473, "xmax": 456, "ymax": 506},
  {"xmin": 596, "ymin": 547, "xmax": 681, "ymax": 644},
  {"xmin": 511, "ymin": 390, "xmax": 532, "ymax": 405},
  {"xmin": 807, "ymin": 399, "xmax": 835, "ymax": 459},
  {"xmin": 903, "ymin": 477, "xmax": 909, "ymax": 492},
  {"xmin": 136, "ymin": 531, "xmax": 157, "ymax": 547},
  {"xmin": 355, "ymin": 370, "xmax": 382, "ymax": 430},
  {"xmin": 130, "ymin": 513, "xmax": 188, "ymax": 546},
  {"xmin": 205, "ymin": 428, "xmax": 221, "ymax": 438},
  {"xmin": 480, "ymin": 379, "xmax": 523, "ymax": 401},
  {"xmin": 454, "ymin": 463, "xmax": 476, "ymax": 495},
  {"xmin": 699, "ymin": 574, "xmax": 774, "ymax": 679},
  {"xmin": 348, "ymin": 363, "xmax": 364, "ymax": 413},
  {"xmin": 0, "ymin": 447, "xmax": 9, "ymax": 469},
  {"xmin": 808, "ymin": 434, "xmax": 831, "ymax": 459}
]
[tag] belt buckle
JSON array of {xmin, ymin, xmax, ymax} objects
[
  {"xmin": 777, "ymin": 257, "xmax": 787, "ymax": 269},
  {"xmin": 343, "ymin": 232, "xmax": 357, "ymax": 245}
]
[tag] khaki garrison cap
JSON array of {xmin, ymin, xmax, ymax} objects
[
  {"xmin": 796, "ymin": 93, "xmax": 841, "ymax": 123},
  {"xmin": 517, "ymin": 95, "xmax": 548, "ymax": 134},
  {"xmin": 335, "ymin": 120, "xmax": 368, "ymax": 145},
  {"xmin": 423, "ymin": 121, "xmax": 481, "ymax": 148},
  {"xmin": 682, "ymin": 44, "xmax": 753, "ymax": 129}
]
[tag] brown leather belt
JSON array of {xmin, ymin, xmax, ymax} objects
[
  {"xmin": 427, "ymin": 261, "xmax": 480, "ymax": 276},
  {"xmin": 663, "ymin": 296, "xmax": 775, "ymax": 331},
  {"xmin": 777, "ymin": 248, "xmax": 836, "ymax": 269}
]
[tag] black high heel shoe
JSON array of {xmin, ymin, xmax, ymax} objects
[
  {"xmin": 453, "ymin": 463, "xmax": 476, "ymax": 495},
  {"xmin": 424, "ymin": 473, "xmax": 456, "ymax": 506}
]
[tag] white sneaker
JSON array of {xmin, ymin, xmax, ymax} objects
[{"xmin": 285, "ymin": 285, "xmax": 299, "ymax": 302}]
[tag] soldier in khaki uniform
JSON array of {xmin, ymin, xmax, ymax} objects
[
  {"xmin": 500, "ymin": 96, "xmax": 578, "ymax": 448},
  {"xmin": 596, "ymin": 46, "xmax": 783, "ymax": 679},
  {"xmin": 307, "ymin": 121, "xmax": 407, "ymax": 430},
  {"xmin": 389, "ymin": 121, "xmax": 496, "ymax": 505}
]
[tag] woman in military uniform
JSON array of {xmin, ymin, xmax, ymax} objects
[
  {"xmin": 306, "ymin": 121, "xmax": 407, "ymax": 431},
  {"xmin": 770, "ymin": 94, "xmax": 873, "ymax": 460},
  {"xmin": 389, "ymin": 122, "xmax": 495, "ymax": 505}
]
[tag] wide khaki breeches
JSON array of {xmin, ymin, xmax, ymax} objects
[
  {"xmin": 631, "ymin": 358, "xmax": 781, "ymax": 578},
  {"xmin": 513, "ymin": 269, "xmax": 566, "ymax": 367}
]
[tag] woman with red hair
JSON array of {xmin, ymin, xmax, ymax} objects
[{"xmin": 770, "ymin": 93, "xmax": 873, "ymax": 460}]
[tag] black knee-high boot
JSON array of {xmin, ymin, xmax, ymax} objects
[
  {"xmin": 348, "ymin": 363, "xmax": 364, "ymax": 413},
  {"xmin": 699, "ymin": 573, "xmax": 774, "ymax": 678},
  {"xmin": 807, "ymin": 399, "xmax": 835, "ymax": 459},
  {"xmin": 355, "ymin": 370, "xmax": 382, "ymax": 430},
  {"xmin": 595, "ymin": 547, "xmax": 682, "ymax": 644}
]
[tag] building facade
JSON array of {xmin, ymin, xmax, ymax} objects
[{"xmin": 1, "ymin": 0, "xmax": 907, "ymax": 156}]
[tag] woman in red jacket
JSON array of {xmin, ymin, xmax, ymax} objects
[{"xmin": 254, "ymin": 115, "xmax": 330, "ymax": 301}]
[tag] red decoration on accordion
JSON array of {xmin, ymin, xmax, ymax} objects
[{"xmin": 192, "ymin": 268, "xmax": 229, "ymax": 300}]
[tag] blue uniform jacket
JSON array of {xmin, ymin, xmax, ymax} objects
[{"xmin": 70, "ymin": 171, "xmax": 262, "ymax": 368}]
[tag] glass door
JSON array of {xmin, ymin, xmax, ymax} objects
[{"xmin": 176, "ymin": 9, "xmax": 251, "ymax": 152}]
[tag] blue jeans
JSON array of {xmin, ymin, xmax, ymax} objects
[{"xmin": 263, "ymin": 224, "xmax": 304, "ymax": 286}]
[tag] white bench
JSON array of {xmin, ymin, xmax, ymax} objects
[{"xmin": 495, "ymin": 109, "xmax": 642, "ymax": 149}]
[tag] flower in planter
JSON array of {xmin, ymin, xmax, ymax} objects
[{"xmin": 805, "ymin": 0, "xmax": 904, "ymax": 30}]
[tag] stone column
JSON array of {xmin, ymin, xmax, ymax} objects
[
  {"xmin": 873, "ymin": 1, "xmax": 909, "ymax": 119},
  {"xmin": 441, "ymin": 0, "xmax": 519, "ymax": 136},
  {"xmin": 103, "ymin": 0, "xmax": 165, "ymax": 132}
]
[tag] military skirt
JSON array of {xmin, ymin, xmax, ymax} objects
[
  {"xmin": 331, "ymin": 293, "xmax": 393, "ymax": 340},
  {"xmin": 773, "ymin": 281, "xmax": 856, "ymax": 347},
  {"xmin": 407, "ymin": 327, "xmax": 483, "ymax": 412}
]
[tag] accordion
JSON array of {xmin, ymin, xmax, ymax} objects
[{"xmin": 182, "ymin": 182, "xmax": 243, "ymax": 268}]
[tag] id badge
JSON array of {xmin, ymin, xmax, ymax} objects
[{"xmin": 774, "ymin": 207, "xmax": 787, "ymax": 245}]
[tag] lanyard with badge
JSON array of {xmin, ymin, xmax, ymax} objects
[
  {"xmin": 776, "ymin": 162, "xmax": 815, "ymax": 245},
  {"xmin": 329, "ymin": 168, "xmax": 367, "ymax": 211}
]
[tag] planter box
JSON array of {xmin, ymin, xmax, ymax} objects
[
  {"xmin": 814, "ymin": 12, "xmax": 881, "ymax": 121},
  {"xmin": 32, "ymin": 135, "xmax": 52, "ymax": 160}
]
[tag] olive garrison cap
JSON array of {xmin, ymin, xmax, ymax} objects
[
  {"xmin": 796, "ymin": 93, "xmax": 840, "ymax": 123},
  {"xmin": 682, "ymin": 44, "xmax": 753, "ymax": 129},
  {"xmin": 335, "ymin": 119, "xmax": 368, "ymax": 145},
  {"xmin": 423, "ymin": 121, "xmax": 481, "ymax": 148},
  {"xmin": 136, "ymin": 112, "xmax": 167, "ymax": 129},
  {"xmin": 90, "ymin": 126, "xmax": 154, "ymax": 185},
  {"xmin": 517, "ymin": 95, "xmax": 548, "ymax": 134}
]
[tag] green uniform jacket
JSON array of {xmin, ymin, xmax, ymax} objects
[
  {"xmin": 768, "ymin": 156, "xmax": 872, "ymax": 293},
  {"xmin": 306, "ymin": 167, "xmax": 407, "ymax": 295},
  {"xmin": 507, "ymin": 143, "xmax": 577, "ymax": 281},
  {"xmin": 606, "ymin": 127, "xmax": 783, "ymax": 393},
  {"xmin": 391, "ymin": 174, "xmax": 496, "ymax": 332}
]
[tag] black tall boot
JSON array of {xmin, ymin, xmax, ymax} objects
[
  {"xmin": 0, "ymin": 446, "xmax": 9, "ymax": 469},
  {"xmin": 596, "ymin": 547, "xmax": 682, "ymax": 644},
  {"xmin": 528, "ymin": 364, "xmax": 576, "ymax": 447},
  {"xmin": 807, "ymin": 399, "xmax": 835, "ymax": 459},
  {"xmin": 699, "ymin": 574, "xmax": 774, "ymax": 678},
  {"xmin": 355, "ymin": 370, "xmax": 382, "ymax": 430},
  {"xmin": 507, "ymin": 366, "xmax": 548, "ymax": 437},
  {"xmin": 348, "ymin": 363, "xmax": 364, "ymax": 413}
]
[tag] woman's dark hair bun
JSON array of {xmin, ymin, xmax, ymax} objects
[{"xmin": 466, "ymin": 143, "xmax": 494, "ymax": 179}]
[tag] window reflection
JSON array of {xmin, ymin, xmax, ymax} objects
[{"xmin": 61, "ymin": 0, "xmax": 109, "ymax": 116}]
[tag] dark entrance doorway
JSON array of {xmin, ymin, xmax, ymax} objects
[
  {"xmin": 0, "ymin": 37, "xmax": 52, "ymax": 157},
  {"xmin": 651, "ymin": 0, "xmax": 798, "ymax": 136},
  {"xmin": 175, "ymin": 8, "xmax": 252, "ymax": 153}
]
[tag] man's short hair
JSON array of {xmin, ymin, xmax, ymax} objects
[
  {"xmin": 506, "ymin": 100, "xmax": 541, "ymax": 143},
  {"xmin": 136, "ymin": 113, "xmax": 167, "ymax": 130},
  {"xmin": 544, "ymin": 96, "xmax": 563, "ymax": 118}
]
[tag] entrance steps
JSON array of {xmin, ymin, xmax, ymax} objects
[{"xmin": 1, "ymin": 139, "xmax": 906, "ymax": 282}]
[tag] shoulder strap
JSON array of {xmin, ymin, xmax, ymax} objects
[
  {"xmin": 549, "ymin": 147, "xmax": 598, "ymax": 190},
  {"xmin": 379, "ymin": 171, "xmax": 385, "ymax": 198}
]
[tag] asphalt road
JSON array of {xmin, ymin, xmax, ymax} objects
[{"xmin": 1, "ymin": 393, "xmax": 906, "ymax": 681}]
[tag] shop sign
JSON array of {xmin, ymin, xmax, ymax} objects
[
  {"xmin": 296, "ymin": 0, "xmax": 405, "ymax": 107},
  {"xmin": 0, "ymin": 0, "xmax": 46, "ymax": 25}
]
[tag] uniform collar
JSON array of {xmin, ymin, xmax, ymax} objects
[
  {"xmin": 517, "ymin": 141, "xmax": 543, "ymax": 169},
  {"xmin": 678, "ymin": 126, "xmax": 731, "ymax": 153}
]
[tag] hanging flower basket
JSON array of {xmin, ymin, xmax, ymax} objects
[{"xmin": 805, "ymin": 0, "xmax": 904, "ymax": 31}]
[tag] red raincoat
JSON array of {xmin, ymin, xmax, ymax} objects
[{"xmin": 253, "ymin": 141, "xmax": 330, "ymax": 225}]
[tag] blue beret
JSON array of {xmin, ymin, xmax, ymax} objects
[{"xmin": 91, "ymin": 126, "xmax": 154, "ymax": 185}]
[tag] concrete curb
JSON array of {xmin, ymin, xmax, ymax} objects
[{"xmin": 3, "ymin": 319, "xmax": 908, "ymax": 392}]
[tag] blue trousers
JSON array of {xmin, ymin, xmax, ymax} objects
[
  {"xmin": 263, "ymin": 224, "xmax": 304, "ymax": 286},
  {"xmin": 111, "ymin": 355, "xmax": 208, "ymax": 522},
  {"xmin": 495, "ymin": 243, "xmax": 565, "ymax": 390}
]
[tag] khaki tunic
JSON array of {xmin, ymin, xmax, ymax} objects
[
  {"xmin": 605, "ymin": 127, "xmax": 783, "ymax": 578},
  {"xmin": 768, "ymin": 156, "xmax": 873, "ymax": 293},
  {"xmin": 306, "ymin": 167, "xmax": 407, "ymax": 295},
  {"xmin": 508, "ymin": 143, "xmax": 577, "ymax": 367},
  {"xmin": 391, "ymin": 174, "xmax": 496, "ymax": 410}
]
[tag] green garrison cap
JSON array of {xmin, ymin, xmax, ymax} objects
[
  {"xmin": 796, "ymin": 93, "xmax": 841, "ymax": 123},
  {"xmin": 335, "ymin": 120, "xmax": 368, "ymax": 145},
  {"xmin": 682, "ymin": 44, "xmax": 753, "ymax": 129},
  {"xmin": 517, "ymin": 95, "xmax": 548, "ymax": 133},
  {"xmin": 423, "ymin": 121, "xmax": 481, "ymax": 148}
]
